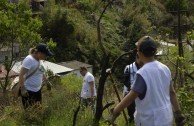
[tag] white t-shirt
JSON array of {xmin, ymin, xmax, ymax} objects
[
  {"xmin": 81, "ymin": 72, "xmax": 97, "ymax": 99},
  {"xmin": 22, "ymin": 55, "xmax": 45, "ymax": 92}
]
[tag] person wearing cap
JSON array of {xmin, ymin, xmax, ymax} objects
[
  {"xmin": 19, "ymin": 43, "xmax": 53, "ymax": 109},
  {"xmin": 109, "ymin": 36, "xmax": 185, "ymax": 126},
  {"xmin": 80, "ymin": 66, "xmax": 97, "ymax": 112}
]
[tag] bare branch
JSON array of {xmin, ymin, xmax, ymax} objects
[
  {"xmin": 110, "ymin": 49, "xmax": 136, "ymax": 73},
  {"xmin": 97, "ymin": 0, "xmax": 115, "ymax": 57},
  {"xmin": 102, "ymin": 101, "xmax": 115, "ymax": 112},
  {"xmin": 95, "ymin": 1, "xmax": 115, "ymax": 124},
  {"xmin": 73, "ymin": 100, "xmax": 81, "ymax": 126}
]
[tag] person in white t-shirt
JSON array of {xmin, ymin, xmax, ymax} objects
[
  {"xmin": 80, "ymin": 66, "xmax": 96, "ymax": 110},
  {"xmin": 109, "ymin": 36, "xmax": 185, "ymax": 126},
  {"xmin": 19, "ymin": 43, "xmax": 53, "ymax": 109},
  {"xmin": 123, "ymin": 54, "xmax": 142, "ymax": 122}
]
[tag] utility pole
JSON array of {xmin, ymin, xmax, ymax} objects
[
  {"xmin": 168, "ymin": 0, "xmax": 192, "ymax": 87},
  {"xmin": 177, "ymin": 0, "xmax": 184, "ymax": 57},
  {"xmin": 177, "ymin": 0, "xmax": 184, "ymax": 87}
]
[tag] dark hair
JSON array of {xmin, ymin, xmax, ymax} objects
[
  {"xmin": 136, "ymin": 53, "xmax": 139, "ymax": 59},
  {"xmin": 80, "ymin": 66, "xmax": 87, "ymax": 71},
  {"xmin": 137, "ymin": 36, "xmax": 157, "ymax": 57}
]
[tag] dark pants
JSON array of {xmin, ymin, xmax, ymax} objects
[
  {"xmin": 127, "ymin": 101, "xmax": 135, "ymax": 122},
  {"xmin": 80, "ymin": 97, "xmax": 96, "ymax": 114},
  {"xmin": 124, "ymin": 92, "xmax": 135, "ymax": 122},
  {"xmin": 22, "ymin": 89, "xmax": 42, "ymax": 109}
]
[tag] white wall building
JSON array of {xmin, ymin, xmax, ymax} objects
[
  {"xmin": 186, "ymin": 40, "xmax": 194, "ymax": 51},
  {"xmin": 156, "ymin": 41, "xmax": 175, "ymax": 57},
  {"xmin": 0, "ymin": 44, "xmax": 20, "ymax": 62}
]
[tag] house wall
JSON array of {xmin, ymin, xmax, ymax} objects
[
  {"xmin": 0, "ymin": 51, "xmax": 11, "ymax": 62},
  {"xmin": 186, "ymin": 40, "xmax": 194, "ymax": 51},
  {"xmin": 0, "ymin": 45, "xmax": 20, "ymax": 62}
]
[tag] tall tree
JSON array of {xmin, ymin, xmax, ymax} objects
[{"xmin": 0, "ymin": 0, "xmax": 42, "ymax": 95}]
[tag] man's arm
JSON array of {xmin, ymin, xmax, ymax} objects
[
  {"xmin": 113, "ymin": 90, "xmax": 139, "ymax": 114},
  {"xmin": 43, "ymin": 74, "xmax": 48, "ymax": 81},
  {"xmin": 109, "ymin": 74, "xmax": 146, "ymax": 125},
  {"xmin": 170, "ymin": 81, "xmax": 181, "ymax": 112},
  {"xmin": 19, "ymin": 67, "xmax": 29, "ymax": 96},
  {"xmin": 170, "ymin": 81, "xmax": 186, "ymax": 126},
  {"xmin": 114, "ymin": 73, "xmax": 146, "ymax": 113},
  {"xmin": 89, "ymin": 81, "xmax": 94, "ymax": 98}
]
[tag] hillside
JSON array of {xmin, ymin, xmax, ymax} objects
[
  {"xmin": 39, "ymin": 0, "xmax": 194, "ymax": 75},
  {"xmin": 0, "ymin": 0, "xmax": 193, "ymax": 126}
]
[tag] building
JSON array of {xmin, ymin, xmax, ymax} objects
[
  {"xmin": 11, "ymin": 60, "xmax": 73, "ymax": 76},
  {"xmin": 0, "ymin": 64, "xmax": 18, "ymax": 80},
  {"xmin": 58, "ymin": 60, "xmax": 93, "ymax": 77},
  {"xmin": 43, "ymin": 60, "xmax": 73, "ymax": 76},
  {"xmin": 156, "ymin": 41, "xmax": 175, "ymax": 57},
  {"xmin": 0, "ymin": 44, "xmax": 20, "ymax": 62},
  {"xmin": 186, "ymin": 40, "xmax": 194, "ymax": 51},
  {"xmin": 31, "ymin": 0, "xmax": 46, "ymax": 11}
]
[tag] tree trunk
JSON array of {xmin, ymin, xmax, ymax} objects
[{"xmin": 94, "ymin": 56, "xmax": 109, "ymax": 125}]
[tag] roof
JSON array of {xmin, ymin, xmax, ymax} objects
[
  {"xmin": 12, "ymin": 60, "xmax": 73, "ymax": 75},
  {"xmin": 33, "ymin": 0, "xmax": 46, "ymax": 2},
  {"xmin": 160, "ymin": 41, "xmax": 175, "ymax": 47},
  {"xmin": 0, "ymin": 44, "xmax": 20, "ymax": 52},
  {"xmin": 43, "ymin": 61, "xmax": 73, "ymax": 75},
  {"xmin": 58, "ymin": 60, "xmax": 92, "ymax": 70},
  {"xmin": 156, "ymin": 41, "xmax": 176, "ymax": 56},
  {"xmin": 11, "ymin": 61, "xmax": 22, "ymax": 74}
]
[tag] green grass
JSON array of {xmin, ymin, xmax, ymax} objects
[{"xmin": 0, "ymin": 74, "xmax": 193, "ymax": 126}]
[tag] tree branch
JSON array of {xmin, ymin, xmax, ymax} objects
[
  {"xmin": 97, "ymin": 0, "xmax": 114, "ymax": 57},
  {"xmin": 102, "ymin": 101, "xmax": 115, "ymax": 112},
  {"xmin": 110, "ymin": 49, "xmax": 135, "ymax": 73}
]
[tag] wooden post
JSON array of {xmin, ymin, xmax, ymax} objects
[{"xmin": 108, "ymin": 72, "xmax": 128, "ymax": 124}]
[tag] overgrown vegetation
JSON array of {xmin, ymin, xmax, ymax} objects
[
  {"xmin": 0, "ymin": 0, "xmax": 42, "ymax": 94},
  {"xmin": 0, "ymin": 74, "xmax": 193, "ymax": 125},
  {"xmin": 0, "ymin": 0, "xmax": 193, "ymax": 125},
  {"xmin": 0, "ymin": 75, "xmax": 125, "ymax": 126},
  {"xmin": 38, "ymin": 0, "xmax": 194, "ymax": 76}
]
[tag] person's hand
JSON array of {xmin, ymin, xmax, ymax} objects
[
  {"xmin": 108, "ymin": 108, "xmax": 120, "ymax": 126},
  {"xmin": 20, "ymin": 86, "xmax": 28, "ymax": 97},
  {"xmin": 174, "ymin": 110, "xmax": 186, "ymax": 126},
  {"xmin": 46, "ymin": 80, "xmax": 52, "ymax": 91}
]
